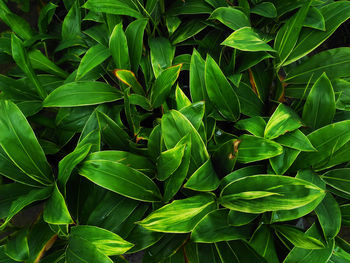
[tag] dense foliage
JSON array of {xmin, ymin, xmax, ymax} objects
[{"xmin": 1, "ymin": 0, "xmax": 350, "ymax": 262}]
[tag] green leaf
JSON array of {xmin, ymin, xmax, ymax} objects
[
  {"xmin": 79, "ymin": 159, "xmax": 161, "ymax": 202},
  {"xmin": 211, "ymin": 139, "xmax": 237, "ymax": 177},
  {"xmin": 85, "ymin": 150, "xmax": 155, "ymax": 176},
  {"xmin": 110, "ymin": 24, "xmax": 130, "ymax": 70},
  {"xmin": 43, "ymin": 81, "xmax": 123, "ymax": 107},
  {"xmin": 149, "ymin": 37, "xmax": 175, "ymax": 78},
  {"xmin": 249, "ymin": 225, "xmax": 279, "ymax": 263},
  {"xmin": 0, "ymin": 100, "xmax": 52, "ymax": 185},
  {"xmin": 274, "ymin": 2, "xmax": 311, "ymax": 67},
  {"xmin": 286, "ymin": 48, "xmax": 350, "ymax": 84},
  {"xmin": 138, "ymin": 194, "xmax": 216, "ymax": 233},
  {"xmin": 190, "ymin": 49, "xmax": 208, "ymax": 103},
  {"xmin": 264, "ymin": 103, "xmax": 303, "ymax": 139},
  {"xmin": 222, "ymin": 27, "xmax": 276, "ymax": 52},
  {"xmin": 304, "ymin": 7, "xmax": 325, "ymax": 31},
  {"xmin": 315, "ymin": 192, "xmax": 341, "ymax": 240},
  {"xmin": 283, "ymin": 224, "xmax": 334, "ymax": 263},
  {"xmin": 58, "ymin": 143, "xmax": 92, "ymax": 191},
  {"xmin": 209, "ymin": 7, "xmax": 250, "ymax": 30},
  {"xmin": 302, "ymin": 73, "xmax": 335, "ymax": 130},
  {"xmin": 62, "ymin": 0, "xmax": 81, "ymax": 41},
  {"xmin": 4, "ymin": 229, "xmax": 29, "ymax": 262},
  {"xmin": 205, "ymin": 55, "xmax": 240, "ymax": 121},
  {"xmin": 38, "ymin": 2, "xmax": 57, "ymax": 33},
  {"xmin": 66, "ymin": 236, "xmax": 113, "ymax": 263},
  {"xmin": 235, "ymin": 116, "xmax": 266, "ymax": 137},
  {"xmin": 76, "ymin": 44, "xmax": 111, "ymax": 80},
  {"xmin": 114, "ymin": 70, "xmax": 145, "ymax": 95},
  {"xmin": 251, "ymin": 2, "xmax": 277, "ymax": 18},
  {"xmin": 83, "ymin": 0, "xmax": 143, "ymax": 18},
  {"xmin": 220, "ymin": 174, "xmax": 325, "ymax": 213},
  {"xmin": 271, "ymin": 169, "xmax": 326, "ymax": 223},
  {"xmin": 274, "ymin": 130, "xmax": 316, "ymax": 151},
  {"xmin": 157, "ymin": 144, "xmax": 186, "ymax": 181},
  {"xmin": 163, "ymin": 135, "xmax": 191, "ymax": 202},
  {"xmin": 215, "ymin": 240, "xmax": 267, "ymax": 263},
  {"xmin": 237, "ymin": 135, "xmax": 283, "ymax": 163},
  {"xmin": 150, "ymin": 64, "xmax": 182, "ymax": 108},
  {"xmin": 175, "ymin": 85, "xmax": 192, "ymax": 110},
  {"xmin": 0, "ymin": 187, "xmax": 52, "ymax": 230},
  {"xmin": 228, "ymin": 210, "xmax": 258, "ymax": 226},
  {"xmin": 28, "ymin": 50, "xmax": 68, "ymax": 79},
  {"xmin": 71, "ymin": 225, "xmax": 134, "ymax": 256},
  {"xmin": 179, "ymin": 102, "xmax": 205, "ymax": 131},
  {"xmin": 0, "ymin": 147, "xmax": 43, "ymax": 187},
  {"xmin": 184, "ymin": 159, "xmax": 220, "ymax": 192},
  {"xmin": 171, "ymin": 19, "xmax": 207, "ymax": 45},
  {"xmin": 43, "ymin": 184, "xmax": 73, "ymax": 224},
  {"xmin": 161, "ymin": 110, "xmax": 209, "ymax": 173},
  {"xmin": 11, "ymin": 34, "xmax": 47, "ymax": 99},
  {"xmin": 321, "ymin": 168, "xmax": 350, "ymax": 195},
  {"xmin": 191, "ymin": 209, "xmax": 251, "ymax": 243},
  {"xmin": 292, "ymin": 120, "xmax": 350, "ymax": 169},
  {"xmin": 167, "ymin": 0, "xmax": 213, "ymax": 15},
  {"xmin": 269, "ymin": 147, "xmax": 300, "ymax": 175},
  {"xmin": 283, "ymin": 1, "xmax": 350, "ymax": 66},
  {"xmin": 125, "ymin": 18, "xmax": 148, "ymax": 73},
  {"xmin": 273, "ymin": 225, "xmax": 325, "ymax": 249},
  {"xmin": 0, "ymin": 4, "xmax": 32, "ymax": 40}
]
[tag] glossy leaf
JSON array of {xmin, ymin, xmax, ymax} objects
[
  {"xmin": 292, "ymin": 120, "xmax": 350, "ymax": 169},
  {"xmin": 209, "ymin": 7, "xmax": 250, "ymax": 30},
  {"xmin": 235, "ymin": 116, "xmax": 266, "ymax": 137},
  {"xmin": 249, "ymin": 225, "xmax": 279, "ymax": 263},
  {"xmin": 157, "ymin": 144, "xmax": 185, "ymax": 181},
  {"xmin": 321, "ymin": 169, "xmax": 350, "ymax": 195},
  {"xmin": 274, "ymin": 130, "xmax": 316, "ymax": 152},
  {"xmin": 184, "ymin": 159, "xmax": 220, "ymax": 192},
  {"xmin": 0, "ymin": 100, "xmax": 52, "ymax": 185},
  {"xmin": 79, "ymin": 159, "xmax": 161, "ymax": 202},
  {"xmin": 138, "ymin": 194, "xmax": 216, "ymax": 233},
  {"xmin": 284, "ymin": 1, "xmax": 350, "ymax": 65},
  {"xmin": 251, "ymin": 2, "xmax": 277, "ymax": 18},
  {"xmin": 83, "ymin": 0, "xmax": 143, "ymax": 18},
  {"xmin": 205, "ymin": 55, "xmax": 240, "ymax": 121},
  {"xmin": 43, "ymin": 184, "xmax": 73, "ymax": 224},
  {"xmin": 220, "ymin": 174, "xmax": 325, "ymax": 213},
  {"xmin": 71, "ymin": 225, "xmax": 134, "ymax": 256},
  {"xmin": 273, "ymin": 225, "xmax": 325, "ymax": 249},
  {"xmin": 228, "ymin": 210, "xmax": 258, "ymax": 226},
  {"xmin": 191, "ymin": 209, "xmax": 251, "ymax": 243},
  {"xmin": 270, "ymin": 147, "xmax": 300, "ymax": 175},
  {"xmin": 114, "ymin": 70, "xmax": 144, "ymax": 95},
  {"xmin": 274, "ymin": 2, "xmax": 311, "ymax": 67},
  {"xmin": 150, "ymin": 64, "xmax": 182, "ymax": 108},
  {"xmin": 110, "ymin": 24, "xmax": 130, "ymax": 70},
  {"xmin": 283, "ymin": 224, "xmax": 334, "ymax": 263},
  {"xmin": 149, "ymin": 37, "xmax": 175, "ymax": 78},
  {"xmin": 190, "ymin": 49, "xmax": 208, "ymax": 102},
  {"xmin": 237, "ymin": 135, "xmax": 283, "ymax": 163},
  {"xmin": 264, "ymin": 103, "xmax": 303, "ymax": 139},
  {"xmin": 222, "ymin": 27, "xmax": 276, "ymax": 52},
  {"xmin": 125, "ymin": 18, "xmax": 148, "ymax": 73},
  {"xmin": 76, "ymin": 44, "xmax": 111, "ymax": 80},
  {"xmin": 43, "ymin": 82, "xmax": 123, "ymax": 107},
  {"xmin": 315, "ymin": 192, "xmax": 341, "ymax": 240},
  {"xmin": 302, "ymin": 73, "xmax": 335, "ymax": 130},
  {"xmin": 161, "ymin": 110, "xmax": 209, "ymax": 173}
]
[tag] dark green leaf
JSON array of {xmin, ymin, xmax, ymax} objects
[
  {"xmin": 149, "ymin": 37, "xmax": 175, "ymax": 78},
  {"xmin": 43, "ymin": 82, "xmax": 123, "ymax": 107},
  {"xmin": 209, "ymin": 7, "xmax": 250, "ymax": 30},
  {"xmin": 110, "ymin": 24, "xmax": 130, "ymax": 70},
  {"xmin": 274, "ymin": 130, "xmax": 316, "ymax": 151},
  {"xmin": 83, "ymin": 0, "xmax": 143, "ymax": 18},
  {"xmin": 79, "ymin": 159, "xmax": 161, "ymax": 202}
]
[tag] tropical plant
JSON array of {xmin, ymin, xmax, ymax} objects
[{"xmin": 0, "ymin": 0, "xmax": 350, "ymax": 262}]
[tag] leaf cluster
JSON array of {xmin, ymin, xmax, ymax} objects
[{"xmin": 0, "ymin": 0, "xmax": 350, "ymax": 262}]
